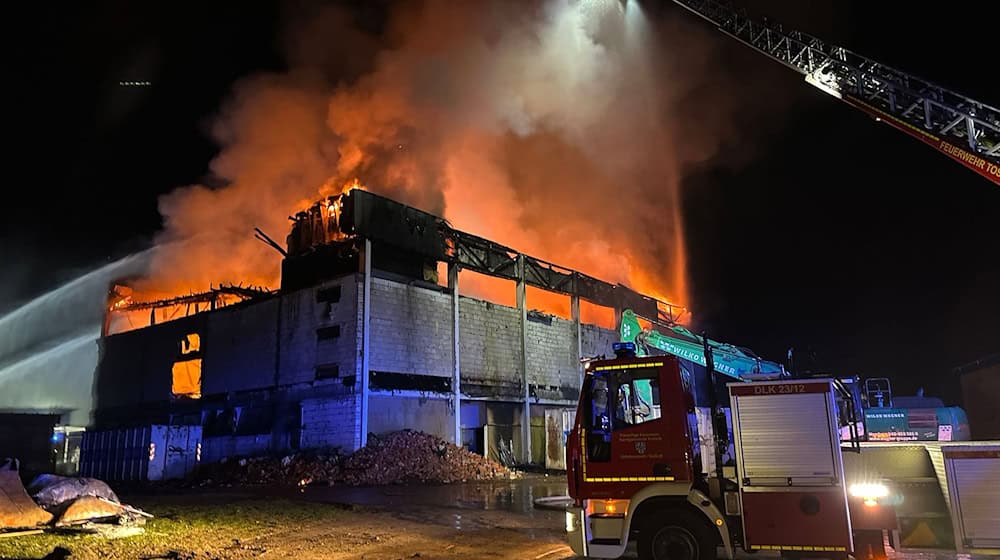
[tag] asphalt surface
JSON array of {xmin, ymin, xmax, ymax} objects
[{"xmin": 283, "ymin": 474, "xmax": 989, "ymax": 560}]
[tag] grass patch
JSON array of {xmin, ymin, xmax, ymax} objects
[{"xmin": 0, "ymin": 498, "xmax": 344, "ymax": 560}]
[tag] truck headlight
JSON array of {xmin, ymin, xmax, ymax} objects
[{"xmin": 849, "ymin": 482, "xmax": 889, "ymax": 506}]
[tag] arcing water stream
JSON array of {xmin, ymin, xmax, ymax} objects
[{"xmin": 0, "ymin": 252, "xmax": 151, "ymax": 425}]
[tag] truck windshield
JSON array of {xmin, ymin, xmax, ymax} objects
[
  {"xmin": 616, "ymin": 376, "xmax": 660, "ymax": 426},
  {"xmin": 585, "ymin": 367, "xmax": 661, "ymax": 462}
]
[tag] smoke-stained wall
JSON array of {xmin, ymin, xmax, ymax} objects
[
  {"xmin": 278, "ymin": 276, "xmax": 360, "ymax": 386},
  {"xmin": 526, "ymin": 315, "xmax": 579, "ymax": 399},
  {"xmin": 96, "ymin": 313, "xmax": 204, "ymax": 415},
  {"xmin": 582, "ymin": 323, "xmax": 619, "ymax": 361},
  {"xmin": 202, "ymin": 299, "xmax": 279, "ymax": 394},
  {"xmin": 91, "ymin": 269, "xmax": 617, "ymax": 455},
  {"xmin": 369, "ymin": 277, "xmax": 453, "ymax": 378},
  {"xmin": 460, "ymin": 299, "xmax": 523, "ymax": 398}
]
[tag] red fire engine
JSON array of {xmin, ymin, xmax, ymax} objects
[{"xmin": 565, "ymin": 343, "xmax": 902, "ymax": 560}]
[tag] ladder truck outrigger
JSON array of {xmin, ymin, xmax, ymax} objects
[{"xmin": 564, "ymin": 325, "xmax": 1000, "ymax": 560}]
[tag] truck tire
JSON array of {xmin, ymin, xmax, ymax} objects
[{"xmin": 638, "ymin": 509, "xmax": 717, "ymax": 560}]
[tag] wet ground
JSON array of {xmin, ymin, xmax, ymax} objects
[
  {"xmin": 3, "ymin": 474, "xmax": 988, "ymax": 559},
  {"xmin": 296, "ymin": 473, "xmax": 569, "ymax": 535},
  {"xmin": 225, "ymin": 474, "xmax": 987, "ymax": 560}
]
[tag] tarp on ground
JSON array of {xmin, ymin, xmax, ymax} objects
[
  {"xmin": 28, "ymin": 474, "xmax": 119, "ymax": 510},
  {"xmin": 0, "ymin": 461, "xmax": 52, "ymax": 528}
]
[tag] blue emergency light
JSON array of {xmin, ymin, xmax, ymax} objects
[{"xmin": 613, "ymin": 342, "xmax": 636, "ymax": 357}]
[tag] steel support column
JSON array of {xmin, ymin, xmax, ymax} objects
[
  {"xmin": 360, "ymin": 238, "xmax": 372, "ymax": 448},
  {"xmin": 571, "ymin": 294, "xmax": 582, "ymax": 381},
  {"xmin": 516, "ymin": 255, "xmax": 531, "ymax": 465},
  {"xmin": 449, "ymin": 263, "xmax": 462, "ymax": 446}
]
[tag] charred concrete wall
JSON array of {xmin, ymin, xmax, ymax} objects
[
  {"xmin": 581, "ymin": 323, "xmax": 618, "ymax": 360},
  {"xmin": 278, "ymin": 276, "xmax": 360, "ymax": 387},
  {"xmin": 95, "ymin": 313, "xmax": 203, "ymax": 414},
  {"xmin": 299, "ymin": 395, "xmax": 361, "ymax": 451},
  {"xmin": 368, "ymin": 395, "xmax": 454, "ymax": 440},
  {"xmin": 92, "ymin": 268, "xmax": 617, "ymax": 460},
  {"xmin": 202, "ymin": 299, "xmax": 279, "ymax": 394},
  {"xmin": 202, "ymin": 435, "xmax": 272, "ymax": 464},
  {"xmin": 526, "ymin": 316, "xmax": 578, "ymax": 401},
  {"xmin": 369, "ymin": 277, "xmax": 453, "ymax": 378},
  {"xmin": 459, "ymin": 299, "xmax": 523, "ymax": 398}
]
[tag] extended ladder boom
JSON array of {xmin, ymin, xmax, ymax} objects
[{"xmin": 674, "ymin": 0, "xmax": 1000, "ymax": 185}]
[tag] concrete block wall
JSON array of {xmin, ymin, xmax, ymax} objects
[
  {"xmin": 277, "ymin": 289, "xmax": 317, "ymax": 386},
  {"xmin": 94, "ymin": 265, "xmax": 624, "ymax": 459},
  {"xmin": 368, "ymin": 278, "xmax": 453, "ymax": 377},
  {"xmin": 202, "ymin": 434, "xmax": 273, "ymax": 463},
  {"xmin": 581, "ymin": 323, "xmax": 618, "ymax": 360},
  {"xmin": 278, "ymin": 275, "xmax": 359, "ymax": 386},
  {"xmin": 459, "ymin": 298, "xmax": 522, "ymax": 390},
  {"xmin": 367, "ymin": 394, "xmax": 454, "ymax": 441},
  {"xmin": 202, "ymin": 299, "xmax": 279, "ymax": 394},
  {"xmin": 314, "ymin": 278, "xmax": 360, "ymax": 384},
  {"xmin": 299, "ymin": 395, "xmax": 361, "ymax": 451},
  {"xmin": 525, "ymin": 316, "xmax": 578, "ymax": 393}
]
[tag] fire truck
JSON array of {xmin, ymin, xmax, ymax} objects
[
  {"xmin": 564, "ymin": 343, "xmax": 1000, "ymax": 560},
  {"xmin": 619, "ymin": 310, "xmax": 972, "ymax": 444}
]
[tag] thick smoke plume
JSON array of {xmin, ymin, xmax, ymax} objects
[{"xmin": 141, "ymin": 0, "xmax": 762, "ymax": 313}]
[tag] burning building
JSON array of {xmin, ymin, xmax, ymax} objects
[{"xmin": 84, "ymin": 189, "xmax": 684, "ymax": 477}]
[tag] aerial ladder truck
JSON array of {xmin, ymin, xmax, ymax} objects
[{"xmin": 562, "ymin": 5, "xmax": 999, "ymax": 558}]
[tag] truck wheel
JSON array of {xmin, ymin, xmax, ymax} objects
[{"xmin": 638, "ymin": 510, "xmax": 717, "ymax": 560}]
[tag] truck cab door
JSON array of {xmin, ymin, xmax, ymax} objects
[{"xmin": 581, "ymin": 359, "xmax": 692, "ymax": 487}]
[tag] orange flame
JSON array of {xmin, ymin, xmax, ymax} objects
[{"xmin": 125, "ymin": 0, "xmax": 721, "ymax": 332}]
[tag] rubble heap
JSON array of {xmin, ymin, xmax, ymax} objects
[
  {"xmin": 196, "ymin": 430, "xmax": 513, "ymax": 487},
  {"xmin": 340, "ymin": 430, "xmax": 510, "ymax": 485},
  {"xmin": 198, "ymin": 450, "xmax": 341, "ymax": 486}
]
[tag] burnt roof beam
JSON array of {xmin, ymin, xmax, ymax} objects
[{"xmin": 333, "ymin": 189, "xmax": 687, "ymax": 324}]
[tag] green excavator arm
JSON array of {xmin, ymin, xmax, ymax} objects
[{"xmin": 619, "ymin": 309, "xmax": 785, "ymax": 381}]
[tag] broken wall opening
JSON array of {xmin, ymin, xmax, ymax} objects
[
  {"xmin": 171, "ymin": 332, "xmax": 203, "ymax": 399},
  {"xmin": 458, "ymin": 269, "xmax": 515, "ymax": 308},
  {"xmin": 171, "ymin": 360, "xmax": 202, "ymax": 399},
  {"xmin": 580, "ymin": 299, "xmax": 615, "ymax": 329},
  {"xmin": 526, "ymin": 286, "xmax": 570, "ymax": 319}
]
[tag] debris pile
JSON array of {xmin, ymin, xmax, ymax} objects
[
  {"xmin": 195, "ymin": 430, "xmax": 514, "ymax": 487},
  {"xmin": 197, "ymin": 450, "xmax": 342, "ymax": 487},
  {"xmin": 0, "ymin": 459, "xmax": 150, "ymax": 536},
  {"xmin": 340, "ymin": 430, "xmax": 510, "ymax": 485}
]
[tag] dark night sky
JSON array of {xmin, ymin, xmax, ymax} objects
[{"xmin": 4, "ymin": 1, "xmax": 998, "ymax": 405}]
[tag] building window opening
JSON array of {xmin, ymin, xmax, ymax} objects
[
  {"xmin": 316, "ymin": 364, "xmax": 340, "ymax": 379},
  {"xmin": 172, "ymin": 358, "xmax": 202, "ymax": 399},
  {"xmin": 180, "ymin": 333, "xmax": 201, "ymax": 355},
  {"xmin": 316, "ymin": 325, "xmax": 341, "ymax": 340},
  {"xmin": 316, "ymin": 286, "xmax": 341, "ymax": 303},
  {"xmin": 172, "ymin": 333, "xmax": 203, "ymax": 399}
]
